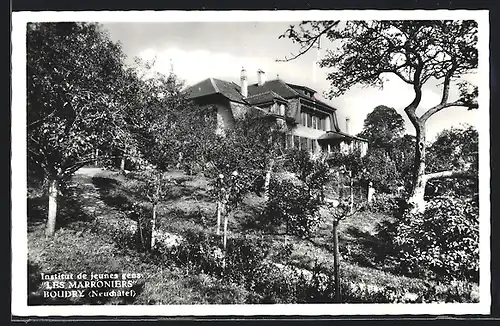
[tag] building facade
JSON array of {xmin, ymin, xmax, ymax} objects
[{"xmin": 184, "ymin": 68, "xmax": 368, "ymax": 156}]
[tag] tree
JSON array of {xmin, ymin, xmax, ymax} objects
[
  {"xmin": 356, "ymin": 105, "xmax": 406, "ymax": 193},
  {"xmin": 110, "ymin": 58, "xmax": 199, "ymax": 172},
  {"xmin": 393, "ymin": 196, "xmax": 479, "ymax": 282},
  {"xmin": 392, "ymin": 134, "xmax": 417, "ymax": 194},
  {"xmin": 279, "ymin": 20, "xmax": 479, "ymax": 212},
  {"xmin": 324, "ymin": 198, "xmax": 363, "ymax": 302},
  {"xmin": 357, "ymin": 105, "xmax": 405, "ymax": 153},
  {"xmin": 202, "ymin": 111, "xmax": 286, "ymax": 269},
  {"xmin": 27, "ymin": 23, "xmax": 129, "ymax": 237},
  {"xmin": 426, "ymin": 125, "xmax": 478, "ymax": 198},
  {"xmin": 264, "ymin": 149, "xmax": 331, "ymax": 238}
]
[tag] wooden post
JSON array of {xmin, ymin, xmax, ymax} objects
[{"xmin": 332, "ymin": 219, "xmax": 341, "ymax": 303}]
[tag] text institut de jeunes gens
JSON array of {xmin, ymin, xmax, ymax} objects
[{"xmin": 39, "ymin": 272, "xmax": 143, "ymax": 300}]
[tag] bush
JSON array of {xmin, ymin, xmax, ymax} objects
[
  {"xmin": 167, "ymin": 229, "xmax": 224, "ymax": 275},
  {"xmin": 263, "ymin": 175, "xmax": 323, "ymax": 237},
  {"xmin": 368, "ymin": 193, "xmax": 401, "ymax": 214},
  {"xmin": 247, "ymin": 261, "xmax": 335, "ymax": 304},
  {"xmin": 224, "ymin": 235, "xmax": 271, "ymax": 286},
  {"xmin": 393, "ymin": 196, "xmax": 479, "ymax": 282}
]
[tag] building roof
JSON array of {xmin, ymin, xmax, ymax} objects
[
  {"xmin": 246, "ymin": 91, "xmax": 288, "ymax": 106},
  {"xmin": 184, "ymin": 78, "xmax": 248, "ymax": 104},
  {"xmin": 185, "ymin": 77, "xmax": 337, "ymax": 113},
  {"xmin": 286, "ymin": 83, "xmax": 318, "ymax": 95},
  {"xmin": 318, "ymin": 130, "xmax": 368, "ymax": 142},
  {"xmin": 248, "ymin": 79, "xmax": 337, "ymax": 112},
  {"xmin": 248, "ymin": 79, "xmax": 300, "ymax": 99}
]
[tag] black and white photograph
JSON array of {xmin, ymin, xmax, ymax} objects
[{"xmin": 11, "ymin": 10, "xmax": 490, "ymax": 316}]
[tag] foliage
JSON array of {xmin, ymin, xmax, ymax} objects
[
  {"xmin": 392, "ymin": 134, "xmax": 417, "ymax": 193},
  {"xmin": 362, "ymin": 148, "xmax": 400, "ymax": 193},
  {"xmin": 326, "ymin": 148, "xmax": 366, "ymax": 185},
  {"xmin": 264, "ymin": 175, "xmax": 323, "ymax": 237},
  {"xmin": 201, "ymin": 111, "xmax": 286, "ymax": 202},
  {"xmin": 263, "ymin": 150, "xmax": 330, "ymax": 237},
  {"xmin": 27, "ymin": 22, "xmax": 128, "ymax": 182},
  {"xmin": 167, "ymin": 230, "xmax": 272, "ymax": 287},
  {"xmin": 357, "ymin": 105, "xmax": 405, "ymax": 152},
  {"xmin": 210, "ymin": 170, "xmax": 252, "ymax": 214},
  {"xmin": 367, "ymin": 193, "xmax": 401, "ymax": 215},
  {"xmin": 280, "ymin": 20, "xmax": 479, "ymax": 210},
  {"xmin": 393, "ymin": 196, "xmax": 479, "ymax": 282},
  {"xmin": 426, "ymin": 125, "xmax": 478, "ymax": 197},
  {"xmin": 223, "ymin": 236, "xmax": 272, "ymax": 286},
  {"xmin": 354, "ymin": 106, "xmax": 413, "ymax": 193},
  {"xmin": 108, "ymin": 59, "xmax": 202, "ymax": 172}
]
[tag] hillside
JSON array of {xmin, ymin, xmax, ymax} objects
[{"xmin": 27, "ymin": 167, "xmax": 479, "ymax": 305}]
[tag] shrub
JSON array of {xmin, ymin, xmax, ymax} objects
[
  {"xmin": 393, "ymin": 196, "xmax": 479, "ymax": 282},
  {"xmin": 224, "ymin": 235, "xmax": 271, "ymax": 286},
  {"xmin": 167, "ymin": 229, "xmax": 224, "ymax": 275},
  {"xmin": 263, "ymin": 175, "xmax": 323, "ymax": 237},
  {"xmin": 368, "ymin": 193, "xmax": 400, "ymax": 214}
]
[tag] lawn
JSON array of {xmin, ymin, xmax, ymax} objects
[{"xmin": 27, "ymin": 167, "xmax": 479, "ymax": 305}]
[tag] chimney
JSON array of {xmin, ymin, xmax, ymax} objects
[
  {"xmin": 345, "ymin": 117, "xmax": 351, "ymax": 135},
  {"xmin": 240, "ymin": 67, "xmax": 248, "ymax": 97},
  {"xmin": 257, "ymin": 69, "xmax": 266, "ymax": 86}
]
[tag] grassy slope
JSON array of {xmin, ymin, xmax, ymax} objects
[{"xmin": 27, "ymin": 168, "xmax": 479, "ymax": 304}]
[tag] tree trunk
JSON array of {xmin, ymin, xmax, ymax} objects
[
  {"xmin": 137, "ymin": 215, "xmax": 145, "ymax": 250},
  {"xmin": 408, "ymin": 125, "xmax": 427, "ymax": 213},
  {"xmin": 349, "ymin": 171, "xmax": 354, "ymax": 213},
  {"xmin": 222, "ymin": 211, "xmax": 228, "ymax": 270},
  {"xmin": 120, "ymin": 157, "xmax": 126, "ymax": 171},
  {"xmin": 95, "ymin": 149, "xmax": 99, "ymax": 166},
  {"xmin": 367, "ymin": 181, "xmax": 375, "ymax": 203},
  {"xmin": 332, "ymin": 219, "xmax": 341, "ymax": 303},
  {"xmin": 216, "ymin": 201, "xmax": 221, "ymax": 235},
  {"xmin": 263, "ymin": 159, "xmax": 275, "ymax": 201},
  {"xmin": 151, "ymin": 204, "xmax": 157, "ymax": 250},
  {"xmin": 45, "ymin": 178, "xmax": 59, "ymax": 238},
  {"xmin": 337, "ymin": 171, "xmax": 343, "ymax": 200},
  {"xmin": 223, "ymin": 211, "xmax": 228, "ymax": 251}
]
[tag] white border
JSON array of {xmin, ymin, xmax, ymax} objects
[{"xmin": 12, "ymin": 10, "xmax": 491, "ymax": 317}]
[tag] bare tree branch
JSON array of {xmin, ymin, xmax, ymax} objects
[
  {"xmin": 420, "ymin": 100, "xmax": 478, "ymax": 122},
  {"xmin": 425, "ymin": 170, "xmax": 477, "ymax": 181},
  {"xmin": 276, "ymin": 22, "xmax": 338, "ymax": 63}
]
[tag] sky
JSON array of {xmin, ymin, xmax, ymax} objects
[{"xmin": 101, "ymin": 22, "xmax": 479, "ymax": 141}]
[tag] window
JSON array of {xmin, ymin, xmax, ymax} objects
[
  {"xmin": 312, "ymin": 116, "xmax": 318, "ymax": 129},
  {"xmin": 300, "ymin": 137, "xmax": 307, "ymax": 150},
  {"xmin": 270, "ymin": 103, "xmax": 279, "ymax": 114},
  {"xmin": 307, "ymin": 114, "xmax": 312, "ymax": 127},
  {"xmin": 294, "ymin": 135, "xmax": 301, "ymax": 149},
  {"xmin": 280, "ymin": 104, "xmax": 286, "ymax": 116}
]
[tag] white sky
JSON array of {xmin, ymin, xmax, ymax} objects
[{"xmin": 102, "ymin": 21, "xmax": 479, "ymax": 141}]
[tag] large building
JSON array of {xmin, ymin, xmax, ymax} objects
[{"xmin": 184, "ymin": 68, "xmax": 368, "ymax": 156}]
